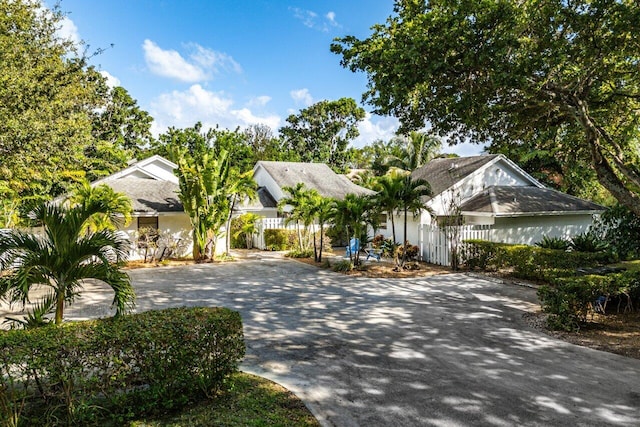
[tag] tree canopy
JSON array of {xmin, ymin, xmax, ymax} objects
[
  {"xmin": 332, "ymin": 0, "xmax": 640, "ymax": 215},
  {"xmin": 280, "ymin": 98, "xmax": 366, "ymax": 172}
]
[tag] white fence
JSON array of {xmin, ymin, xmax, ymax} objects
[
  {"xmin": 421, "ymin": 224, "xmax": 492, "ymax": 266},
  {"xmin": 420, "ymin": 221, "xmax": 592, "ymax": 266},
  {"xmin": 253, "ymin": 218, "xmax": 320, "ymax": 250}
]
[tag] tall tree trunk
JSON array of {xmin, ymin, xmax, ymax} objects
[
  {"xmin": 55, "ymin": 285, "xmax": 64, "ymax": 325},
  {"xmin": 390, "ymin": 212, "xmax": 396, "ymax": 244},
  {"xmin": 402, "ymin": 208, "xmax": 408, "ymax": 268},
  {"xmin": 225, "ymin": 197, "xmax": 237, "ymax": 256}
]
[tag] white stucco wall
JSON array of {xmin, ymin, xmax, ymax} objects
[
  {"xmin": 121, "ymin": 213, "xmax": 193, "ymax": 260},
  {"xmin": 486, "ymin": 214, "xmax": 596, "ymax": 245}
]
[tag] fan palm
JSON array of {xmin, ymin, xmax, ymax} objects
[{"xmin": 0, "ymin": 201, "xmax": 135, "ymax": 325}]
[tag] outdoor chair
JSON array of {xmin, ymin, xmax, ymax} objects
[
  {"xmin": 364, "ymin": 245, "xmax": 382, "ymax": 261},
  {"xmin": 345, "ymin": 238, "xmax": 360, "ymax": 257}
]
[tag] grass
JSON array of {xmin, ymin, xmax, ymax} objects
[{"xmin": 129, "ymin": 372, "xmax": 320, "ymax": 427}]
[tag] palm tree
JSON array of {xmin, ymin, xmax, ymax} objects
[
  {"xmin": 0, "ymin": 201, "xmax": 135, "ymax": 325},
  {"xmin": 307, "ymin": 191, "xmax": 333, "ymax": 262},
  {"xmin": 374, "ymin": 171, "xmax": 405, "ymax": 244},
  {"xmin": 224, "ymin": 169, "xmax": 258, "ymax": 255},
  {"xmin": 278, "ymin": 183, "xmax": 313, "ymax": 251},
  {"xmin": 331, "ymin": 194, "xmax": 377, "ymax": 266},
  {"xmin": 388, "ymin": 131, "xmax": 441, "ymax": 172},
  {"xmin": 67, "ymin": 179, "xmax": 133, "ymax": 232},
  {"xmin": 396, "ymin": 175, "xmax": 433, "ymax": 268}
]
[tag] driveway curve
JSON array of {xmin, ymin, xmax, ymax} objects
[{"xmin": 63, "ymin": 253, "xmax": 640, "ymax": 426}]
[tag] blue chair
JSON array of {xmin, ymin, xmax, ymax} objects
[{"xmin": 345, "ymin": 238, "xmax": 360, "ymax": 257}]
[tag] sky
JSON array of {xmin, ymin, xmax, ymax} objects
[{"xmin": 49, "ymin": 0, "xmax": 483, "ymax": 156}]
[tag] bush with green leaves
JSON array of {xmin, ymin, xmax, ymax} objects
[
  {"xmin": 591, "ymin": 204, "xmax": 640, "ymax": 260},
  {"xmin": 570, "ymin": 231, "xmax": 608, "ymax": 253},
  {"xmin": 461, "ymin": 240, "xmax": 615, "ymax": 280},
  {"xmin": 538, "ymin": 271, "xmax": 640, "ymax": 331},
  {"xmin": 535, "ymin": 236, "xmax": 570, "ymax": 250},
  {"xmin": 263, "ymin": 229, "xmax": 297, "ymax": 251},
  {"xmin": 0, "ymin": 307, "xmax": 245, "ymax": 426},
  {"xmin": 285, "ymin": 249, "xmax": 314, "ymax": 258}
]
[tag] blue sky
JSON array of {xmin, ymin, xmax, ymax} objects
[{"xmin": 51, "ymin": 0, "xmax": 482, "ymax": 155}]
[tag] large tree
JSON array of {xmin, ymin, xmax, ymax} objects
[
  {"xmin": 332, "ymin": 0, "xmax": 640, "ymax": 215},
  {"xmin": 280, "ymin": 98, "xmax": 366, "ymax": 172},
  {"xmin": 0, "ymin": 1, "xmax": 99, "ymax": 202},
  {"xmin": 0, "ymin": 201, "xmax": 135, "ymax": 325}
]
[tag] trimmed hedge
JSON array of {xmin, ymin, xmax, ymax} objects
[
  {"xmin": 461, "ymin": 239, "xmax": 615, "ymax": 281},
  {"xmin": 264, "ymin": 229, "xmax": 297, "ymax": 251},
  {"xmin": 0, "ymin": 307, "xmax": 245, "ymax": 426}
]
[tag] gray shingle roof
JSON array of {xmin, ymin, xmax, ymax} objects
[
  {"xmin": 257, "ymin": 161, "xmax": 375, "ymax": 199},
  {"xmin": 241, "ymin": 186, "xmax": 277, "ymax": 210},
  {"xmin": 104, "ymin": 177, "xmax": 183, "ymax": 213},
  {"xmin": 459, "ymin": 186, "xmax": 605, "ymax": 215},
  {"xmin": 411, "ymin": 155, "xmax": 500, "ymax": 196}
]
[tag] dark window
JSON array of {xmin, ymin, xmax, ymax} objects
[{"xmin": 137, "ymin": 217, "xmax": 159, "ymax": 248}]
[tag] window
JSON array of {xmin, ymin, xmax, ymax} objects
[
  {"xmin": 138, "ymin": 216, "xmax": 158, "ymax": 230},
  {"xmin": 378, "ymin": 214, "xmax": 388, "ymax": 230}
]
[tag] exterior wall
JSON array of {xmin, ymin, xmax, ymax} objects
[
  {"xmin": 253, "ymin": 166, "xmax": 285, "ymax": 203},
  {"xmin": 488, "ymin": 214, "xmax": 596, "ymax": 245},
  {"xmin": 140, "ymin": 161, "xmax": 178, "ymax": 183},
  {"xmin": 429, "ymin": 159, "xmax": 534, "ymax": 216},
  {"xmin": 121, "ymin": 213, "xmax": 193, "ymax": 260}
]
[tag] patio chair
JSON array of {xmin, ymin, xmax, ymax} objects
[
  {"xmin": 345, "ymin": 238, "xmax": 360, "ymax": 257},
  {"xmin": 364, "ymin": 245, "xmax": 381, "ymax": 262}
]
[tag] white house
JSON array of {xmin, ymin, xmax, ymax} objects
[
  {"xmin": 379, "ymin": 154, "xmax": 605, "ymax": 265},
  {"xmin": 92, "ymin": 155, "xmax": 192, "ymax": 259}
]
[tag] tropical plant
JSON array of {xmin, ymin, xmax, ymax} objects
[
  {"xmin": 331, "ymin": 194, "xmax": 378, "ymax": 266},
  {"xmin": 535, "ymin": 236, "xmax": 571, "ymax": 251},
  {"xmin": 0, "ymin": 201, "xmax": 135, "ymax": 325},
  {"xmin": 307, "ymin": 192, "xmax": 334, "ymax": 262},
  {"xmin": 232, "ymin": 213, "xmax": 262, "ymax": 249},
  {"xmin": 66, "ymin": 179, "xmax": 133, "ymax": 232},
  {"xmin": 570, "ymin": 232, "xmax": 608, "ymax": 253},
  {"xmin": 387, "ymin": 131, "xmax": 441, "ymax": 172},
  {"xmin": 278, "ymin": 183, "xmax": 314, "ymax": 251},
  {"xmin": 374, "ymin": 171, "xmax": 405, "ymax": 244},
  {"xmin": 396, "ymin": 175, "xmax": 432, "ymax": 268},
  {"xmin": 167, "ymin": 124, "xmax": 232, "ymax": 261},
  {"xmin": 224, "ymin": 169, "xmax": 258, "ymax": 255}
]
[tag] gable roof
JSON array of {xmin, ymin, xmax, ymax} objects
[
  {"xmin": 459, "ymin": 186, "xmax": 605, "ymax": 216},
  {"xmin": 96, "ymin": 155, "xmax": 178, "ymax": 184},
  {"xmin": 411, "ymin": 155, "xmax": 501, "ymax": 196},
  {"xmin": 239, "ymin": 186, "xmax": 278, "ymax": 211},
  {"xmin": 104, "ymin": 177, "xmax": 182, "ymax": 213},
  {"xmin": 255, "ymin": 161, "xmax": 374, "ymax": 199}
]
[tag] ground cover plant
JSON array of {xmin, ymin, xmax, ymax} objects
[{"xmin": 0, "ymin": 307, "xmax": 244, "ymax": 426}]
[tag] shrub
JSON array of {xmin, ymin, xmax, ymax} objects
[
  {"xmin": 591, "ymin": 204, "xmax": 640, "ymax": 260},
  {"xmin": 535, "ymin": 236, "xmax": 570, "ymax": 250},
  {"xmin": 0, "ymin": 307, "xmax": 245, "ymax": 426},
  {"xmin": 371, "ymin": 234, "xmax": 396, "ymax": 257},
  {"xmin": 285, "ymin": 249, "xmax": 314, "ymax": 258},
  {"xmin": 396, "ymin": 242, "xmax": 419, "ymax": 261},
  {"xmin": 570, "ymin": 231, "xmax": 608, "ymax": 253},
  {"xmin": 264, "ymin": 229, "xmax": 297, "ymax": 251},
  {"xmin": 332, "ymin": 259, "xmax": 354, "ymax": 272}
]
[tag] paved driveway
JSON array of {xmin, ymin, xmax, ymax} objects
[{"xmin": 47, "ymin": 254, "xmax": 640, "ymax": 425}]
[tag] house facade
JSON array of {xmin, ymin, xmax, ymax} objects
[{"xmin": 379, "ymin": 154, "xmax": 604, "ymax": 263}]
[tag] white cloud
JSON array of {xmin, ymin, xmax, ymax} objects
[
  {"xmin": 290, "ymin": 7, "xmax": 340, "ymax": 32},
  {"xmin": 143, "ymin": 39, "xmax": 207, "ymax": 82},
  {"xmin": 100, "ymin": 70, "xmax": 121, "ymax": 88},
  {"xmin": 58, "ymin": 15, "xmax": 81, "ymax": 45},
  {"xmin": 142, "ymin": 40, "xmax": 241, "ymax": 83},
  {"xmin": 352, "ymin": 113, "xmax": 399, "ymax": 147},
  {"xmin": 149, "ymin": 84, "xmax": 280, "ymax": 136},
  {"xmin": 290, "ymin": 88, "xmax": 314, "ymax": 106},
  {"xmin": 246, "ymin": 95, "xmax": 272, "ymax": 107}
]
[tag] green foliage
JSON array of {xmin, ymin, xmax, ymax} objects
[
  {"xmin": 591, "ymin": 204, "xmax": 640, "ymax": 260},
  {"xmin": 332, "ymin": 0, "xmax": 640, "ymax": 216},
  {"xmin": 285, "ymin": 249, "xmax": 314, "ymax": 258},
  {"xmin": 165, "ymin": 123, "xmax": 238, "ymax": 261},
  {"xmin": 0, "ymin": 307, "xmax": 245, "ymax": 426},
  {"xmin": 371, "ymin": 234, "xmax": 395, "ymax": 257},
  {"xmin": 0, "ymin": 201, "xmax": 135, "ymax": 325},
  {"xmin": 461, "ymin": 240, "xmax": 615, "ymax": 281},
  {"xmin": 538, "ymin": 271, "xmax": 640, "ymax": 331},
  {"xmin": 570, "ymin": 231, "xmax": 608, "ymax": 253},
  {"xmin": 264, "ymin": 229, "xmax": 297, "ymax": 251},
  {"xmin": 231, "ymin": 213, "xmax": 261, "ymax": 249},
  {"xmin": 535, "ymin": 236, "xmax": 570, "ymax": 251},
  {"xmin": 396, "ymin": 242, "xmax": 419, "ymax": 262},
  {"xmin": 66, "ymin": 179, "xmax": 133, "ymax": 232},
  {"xmin": 279, "ymin": 98, "xmax": 366, "ymax": 172},
  {"xmin": 331, "ymin": 194, "xmax": 379, "ymax": 266},
  {"xmin": 332, "ymin": 259, "xmax": 354, "ymax": 272}
]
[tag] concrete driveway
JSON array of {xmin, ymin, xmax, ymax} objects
[{"xmin": 38, "ymin": 253, "xmax": 640, "ymax": 425}]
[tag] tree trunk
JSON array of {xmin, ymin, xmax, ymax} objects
[
  {"xmin": 55, "ymin": 286, "xmax": 64, "ymax": 325},
  {"xmin": 318, "ymin": 223, "xmax": 324, "ymax": 262},
  {"xmin": 390, "ymin": 212, "xmax": 396, "ymax": 244},
  {"xmin": 401, "ymin": 208, "xmax": 408, "ymax": 268}
]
